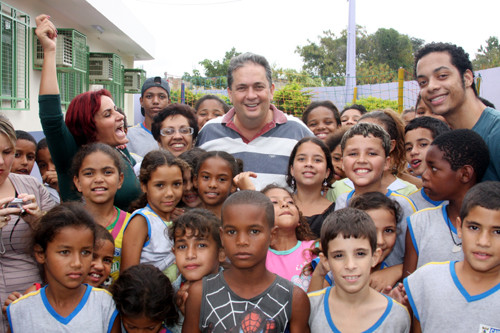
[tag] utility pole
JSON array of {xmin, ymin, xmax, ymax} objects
[{"xmin": 346, "ymin": 0, "xmax": 356, "ymax": 103}]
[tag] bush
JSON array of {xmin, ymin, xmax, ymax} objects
[
  {"xmin": 355, "ymin": 96, "xmax": 398, "ymax": 111},
  {"xmin": 273, "ymin": 82, "xmax": 313, "ymax": 117}
]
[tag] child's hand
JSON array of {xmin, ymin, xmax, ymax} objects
[
  {"xmin": 42, "ymin": 170, "xmax": 59, "ymax": 190},
  {"xmin": 35, "ymin": 14, "xmax": 57, "ymax": 53},
  {"xmin": 171, "ymin": 207, "xmax": 185, "ymax": 221},
  {"xmin": 233, "ymin": 172, "xmax": 257, "ymax": 191},
  {"xmin": 176, "ymin": 281, "xmax": 191, "ymax": 316},
  {"xmin": 382, "ymin": 282, "xmax": 409, "ymax": 307},
  {"xmin": 370, "ymin": 264, "xmax": 402, "ymax": 292},
  {"xmin": 2, "ymin": 291, "xmax": 22, "ymax": 317}
]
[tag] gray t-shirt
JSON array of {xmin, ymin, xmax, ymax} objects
[
  {"xmin": 308, "ymin": 287, "xmax": 410, "ymax": 332},
  {"xmin": 404, "ymin": 261, "xmax": 500, "ymax": 332},
  {"xmin": 7, "ymin": 285, "xmax": 117, "ymax": 332},
  {"xmin": 126, "ymin": 123, "xmax": 159, "ymax": 158}
]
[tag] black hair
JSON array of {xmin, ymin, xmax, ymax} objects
[
  {"xmin": 479, "ymin": 97, "xmax": 495, "ymax": 109},
  {"xmin": 404, "ymin": 116, "xmax": 451, "ymax": 139},
  {"xmin": 414, "ymin": 42, "xmax": 477, "ymax": 96},
  {"xmin": 286, "ymin": 137, "xmax": 334, "ymax": 189},
  {"xmin": 431, "ymin": 129, "xmax": 490, "ymax": 182},
  {"xmin": 129, "ymin": 149, "xmax": 188, "ymax": 212},
  {"xmin": 71, "ymin": 143, "xmax": 125, "ymax": 179},
  {"xmin": 194, "ymin": 151, "xmax": 240, "ymax": 179},
  {"xmin": 302, "ymin": 101, "xmax": 341, "ymax": 127},
  {"xmin": 95, "ymin": 223, "xmax": 115, "ymax": 247},
  {"xmin": 325, "ymin": 127, "xmax": 348, "ymax": 153},
  {"xmin": 341, "ymin": 104, "xmax": 367, "ymax": 116},
  {"xmin": 320, "ymin": 208, "xmax": 377, "ymax": 257},
  {"xmin": 151, "ymin": 103, "xmax": 199, "ymax": 142},
  {"xmin": 405, "ymin": 116, "xmax": 451, "ymax": 139},
  {"xmin": 360, "ymin": 109, "xmax": 406, "ymax": 174},
  {"xmin": 221, "ymin": 190, "xmax": 274, "ymax": 228},
  {"xmin": 32, "ymin": 202, "xmax": 97, "ymax": 253},
  {"xmin": 348, "ymin": 192, "xmax": 402, "ymax": 225},
  {"xmin": 169, "ymin": 208, "xmax": 222, "ymax": 249},
  {"xmin": 15, "ymin": 130, "xmax": 36, "ymax": 146},
  {"xmin": 460, "ymin": 181, "xmax": 500, "ymax": 221},
  {"xmin": 194, "ymin": 95, "xmax": 230, "ymax": 113},
  {"xmin": 36, "ymin": 137, "xmax": 48, "ymax": 155},
  {"xmin": 260, "ymin": 184, "xmax": 316, "ymax": 241},
  {"xmin": 179, "ymin": 147, "xmax": 206, "ymax": 171},
  {"xmin": 110, "ymin": 264, "xmax": 178, "ymax": 326},
  {"xmin": 341, "ymin": 122, "xmax": 391, "ymax": 156}
]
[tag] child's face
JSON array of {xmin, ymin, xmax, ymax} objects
[
  {"xmin": 306, "ymin": 106, "xmax": 339, "ymax": 141},
  {"xmin": 340, "ymin": 109, "xmax": 362, "ymax": 127},
  {"xmin": 173, "ymin": 228, "xmax": 222, "ymax": 282},
  {"xmin": 84, "ymin": 239, "xmax": 114, "ymax": 287},
  {"xmin": 35, "ymin": 226, "xmax": 94, "ymax": 290},
  {"xmin": 36, "ymin": 147, "xmax": 55, "ymax": 177},
  {"xmin": 12, "ymin": 139, "xmax": 36, "ymax": 175},
  {"xmin": 182, "ymin": 168, "xmax": 201, "ymax": 208},
  {"xmin": 321, "ymin": 234, "xmax": 380, "ymax": 294},
  {"xmin": 74, "ymin": 151, "xmax": 124, "ymax": 206},
  {"xmin": 342, "ymin": 135, "xmax": 389, "ymax": 190},
  {"xmin": 331, "ymin": 145, "xmax": 345, "ymax": 181},
  {"xmin": 421, "ymin": 145, "xmax": 459, "ymax": 201},
  {"xmin": 220, "ymin": 203, "xmax": 273, "ymax": 270},
  {"xmin": 265, "ymin": 188, "xmax": 299, "ymax": 230},
  {"xmin": 458, "ymin": 206, "xmax": 500, "ymax": 275},
  {"xmin": 121, "ymin": 315, "xmax": 163, "ymax": 333},
  {"xmin": 142, "ymin": 165, "xmax": 183, "ymax": 221},
  {"xmin": 197, "ymin": 99, "xmax": 225, "ymax": 129},
  {"xmin": 404, "ymin": 128, "xmax": 434, "ymax": 177},
  {"xmin": 366, "ymin": 208, "xmax": 397, "ymax": 265},
  {"xmin": 195, "ymin": 157, "xmax": 234, "ymax": 209},
  {"xmin": 291, "ymin": 141, "xmax": 330, "ymax": 188}
]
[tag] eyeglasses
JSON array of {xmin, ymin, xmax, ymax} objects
[{"xmin": 160, "ymin": 127, "xmax": 194, "ymax": 136}]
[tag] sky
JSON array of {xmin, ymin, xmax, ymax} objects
[{"xmin": 122, "ymin": 0, "xmax": 500, "ymax": 78}]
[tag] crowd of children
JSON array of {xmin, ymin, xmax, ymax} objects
[{"xmin": 2, "ymin": 14, "xmax": 500, "ymax": 333}]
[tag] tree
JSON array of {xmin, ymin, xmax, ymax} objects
[
  {"xmin": 473, "ymin": 36, "xmax": 500, "ymax": 70},
  {"xmin": 296, "ymin": 27, "xmax": 422, "ymax": 86},
  {"xmin": 273, "ymin": 83, "xmax": 313, "ymax": 117},
  {"xmin": 272, "ymin": 67, "xmax": 323, "ymax": 87},
  {"xmin": 182, "ymin": 48, "xmax": 242, "ymax": 89}
]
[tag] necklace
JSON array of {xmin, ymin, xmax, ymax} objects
[
  {"xmin": 116, "ymin": 148, "xmax": 133, "ymax": 168},
  {"xmin": 447, "ymin": 219, "xmax": 462, "ymax": 253}
]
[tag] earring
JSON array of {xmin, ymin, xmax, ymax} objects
[
  {"xmin": 323, "ymin": 178, "xmax": 328, "ymax": 187},
  {"xmin": 291, "ymin": 177, "xmax": 296, "ymax": 191}
]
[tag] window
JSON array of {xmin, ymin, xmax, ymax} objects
[{"xmin": 0, "ymin": 2, "xmax": 29, "ymax": 110}]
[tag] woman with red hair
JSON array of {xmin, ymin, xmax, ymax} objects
[{"xmin": 35, "ymin": 15, "xmax": 141, "ymax": 210}]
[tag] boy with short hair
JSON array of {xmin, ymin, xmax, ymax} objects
[
  {"xmin": 404, "ymin": 181, "xmax": 500, "ymax": 332},
  {"xmin": 168, "ymin": 208, "xmax": 226, "ymax": 332},
  {"xmin": 183, "ymin": 190, "xmax": 310, "ymax": 333},
  {"xmin": 309, "ymin": 208, "xmax": 410, "ymax": 332},
  {"xmin": 405, "ymin": 116, "xmax": 450, "ymax": 210},
  {"xmin": 403, "ymin": 129, "xmax": 490, "ymax": 277},
  {"xmin": 335, "ymin": 122, "xmax": 416, "ymax": 266}
]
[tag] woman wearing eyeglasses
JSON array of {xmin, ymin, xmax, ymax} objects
[
  {"xmin": 151, "ymin": 103, "xmax": 199, "ymax": 157},
  {"xmin": 35, "ymin": 15, "xmax": 142, "ymax": 210}
]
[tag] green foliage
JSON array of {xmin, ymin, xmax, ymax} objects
[
  {"xmin": 182, "ymin": 48, "xmax": 241, "ymax": 89},
  {"xmin": 170, "ymin": 89, "xmax": 232, "ymax": 109},
  {"xmin": 273, "ymin": 67, "xmax": 324, "ymax": 87},
  {"xmin": 356, "ymin": 62, "xmax": 398, "ymax": 85},
  {"xmin": 273, "ymin": 82, "xmax": 313, "ymax": 117},
  {"xmin": 473, "ymin": 36, "xmax": 500, "ymax": 70},
  {"xmin": 297, "ymin": 27, "xmax": 422, "ymax": 86},
  {"xmin": 355, "ymin": 96, "xmax": 398, "ymax": 112}
]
